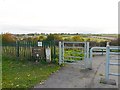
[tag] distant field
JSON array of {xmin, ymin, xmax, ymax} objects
[{"xmin": 58, "ymin": 34, "xmax": 118, "ymax": 42}]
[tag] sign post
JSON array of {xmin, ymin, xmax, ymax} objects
[{"xmin": 45, "ymin": 46, "xmax": 51, "ymax": 63}]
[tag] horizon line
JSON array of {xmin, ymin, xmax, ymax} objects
[{"xmin": 1, "ymin": 32, "xmax": 118, "ymax": 34}]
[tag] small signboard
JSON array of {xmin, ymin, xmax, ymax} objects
[
  {"xmin": 38, "ymin": 42, "xmax": 42, "ymax": 46},
  {"xmin": 32, "ymin": 47, "xmax": 45, "ymax": 61}
]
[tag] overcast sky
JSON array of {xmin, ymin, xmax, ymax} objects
[{"xmin": 0, "ymin": 0, "xmax": 119, "ymax": 34}]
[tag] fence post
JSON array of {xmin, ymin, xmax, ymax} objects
[
  {"xmin": 59, "ymin": 41, "xmax": 62, "ymax": 65},
  {"xmin": 62, "ymin": 41, "xmax": 64, "ymax": 63},
  {"xmin": 105, "ymin": 42, "xmax": 110, "ymax": 81},
  {"xmin": 87, "ymin": 42, "xmax": 89, "ymax": 58},
  {"xmin": 101, "ymin": 49, "xmax": 103, "ymax": 55},
  {"xmin": 16, "ymin": 41, "xmax": 19, "ymax": 60},
  {"xmin": 53, "ymin": 41, "xmax": 56, "ymax": 61}
]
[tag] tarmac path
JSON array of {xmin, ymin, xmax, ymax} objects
[{"xmin": 34, "ymin": 55, "xmax": 119, "ymax": 88}]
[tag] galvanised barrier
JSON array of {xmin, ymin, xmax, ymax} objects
[
  {"xmin": 90, "ymin": 42, "xmax": 120, "ymax": 82},
  {"xmin": 105, "ymin": 45, "xmax": 120, "ymax": 81},
  {"xmin": 90, "ymin": 46, "xmax": 106, "ymax": 69},
  {"xmin": 59, "ymin": 41, "xmax": 90, "ymax": 69}
]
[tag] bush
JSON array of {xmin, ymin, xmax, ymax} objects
[
  {"xmin": 72, "ymin": 36, "xmax": 84, "ymax": 42},
  {"xmin": 110, "ymin": 38, "xmax": 120, "ymax": 46},
  {"xmin": 46, "ymin": 34, "xmax": 63, "ymax": 41},
  {"xmin": 2, "ymin": 33, "xmax": 16, "ymax": 44}
]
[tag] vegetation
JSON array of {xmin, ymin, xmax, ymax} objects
[
  {"xmin": 0, "ymin": 34, "xmax": 1, "ymax": 89},
  {"xmin": 1, "ymin": 32, "xmax": 119, "ymax": 88},
  {"xmin": 2, "ymin": 33, "xmax": 16, "ymax": 44},
  {"xmin": 71, "ymin": 36, "xmax": 84, "ymax": 42},
  {"xmin": 45, "ymin": 34, "xmax": 63, "ymax": 41},
  {"xmin": 110, "ymin": 37, "xmax": 120, "ymax": 46},
  {"xmin": 64, "ymin": 49, "xmax": 84, "ymax": 61},
  {"xmin": 1, "ymin": 32, "xmax": 119, "ymax": 46},
  {"xmin": 2, "ymin": 55, "xmax": 60, "ymax": 88}
]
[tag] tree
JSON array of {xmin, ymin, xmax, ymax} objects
[
  {"xmin": 86, "ymin": 38, "xmax": 91, "ymax": 42},
  {"xmin": 110, "ymin": 38, "xmax": 120, "ymax": 46},
  {"xmin": 33, "ymin": 36, "xmax": 39, "ymax": 41},
  {"xmin": 46, "ymin": 34, "xmax": 63, "ymax": 41},
  {"xmin": 99, "ymin": 41, "xmax": 107, "ymax": 47},
  {"xmin": 45, "ymin": 34, "xmax": 54, "ymax": 41},
  {"xmin": 38, "ymin": 36, "xmax": 46, "ymax": 41},
  {"xmin": 2, "ymin": 33, "xmax": 16, "ymax": 44},
  {"xmin": 54, "ymin": 34, "xmax": 63, "ymax": 41}
]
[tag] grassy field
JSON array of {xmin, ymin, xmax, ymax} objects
[
  {"xmin": 64, "ymin": 49, "xmax": 84, "ymax": 61},
  {"xmin": 2, "ymin": 55, "xmax": 60, "ymax": 88}
]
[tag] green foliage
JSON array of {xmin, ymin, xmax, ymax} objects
[
  {"xmin": 2, "ymin": 33, "xmax": 16, "ymax": 44},
  {"xmin": 33, "ymin": 37, "xmax": 39, "ymax": 42},
  {"xmin": 38, "ymin": 36, "xmax": 46, "ymax": 41},
  {"xmin": 86, "ymin": 38, "xmax": 91, "ymax": 42},
  {"xmin": 99, "ymin": 41, "xmax": 107, "ymax": 47},
  {"xmin": 0, "ymin": 55, "xmax": 1, "ymax": 89},
  {"xmin": 54, "ymin": 34, "xmax": 63, "ymax": 41},
  {"xmin": 22, "ymin": 36, "xmax": 45, "ymax": 42},
  {"xmin": 46, "ymin": 34, "xmax": 54, "ymax": 41},
  {"xmin": 46, "ymin": 34, "xmax": 63, "ymax": 41},
  {"xmin": 2, "ymin": 55, "xmax": 60, "ymax": 88},
  {"xmin": 64, "ymin": 48, "xmax": 84, "ymax": 61},
  {"xmin": 110, "ymin": 38, "xmax": 120, "ymax": 46},
  {"xmin": 71, "ymin": 36, "xmax": 84, "ymax": 42},
  {"xmin": 26, "ymin": 37, "xmax": 33, "ymax": 42},
  {"xmin": 64, "ymin": 37, "xmax": 72, "ymax": 41}
]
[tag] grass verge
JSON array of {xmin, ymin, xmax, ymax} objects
[{"xmin": 2, "ymin": 55, "xmax": 60, "ymax": 88}]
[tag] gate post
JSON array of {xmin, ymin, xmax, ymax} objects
[
  {"xmin": 84, "ymin": 42, "xmax": 87, "ymax": 68},
  {"xmin": 59, "ymin": 41, "xmax": 62, "ymax": 65},
  {"xmin": 86, "ymin": 42, "xmax": 89, "ymax": 58},
  {"xmin": 90, "ymin": 47, "xmax": 93, "ymax": 69},
  {"xmin": 61, "ymin": 41, "xmax": 64, "ymax": 63},
  {"xmin": 105, "ymin": 42, "xmax": 110, "ymax": 81},
  {"xmin": 86, "ymin": 42, "xmax": 91, "ymax": 69}
]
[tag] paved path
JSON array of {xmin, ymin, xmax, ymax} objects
[{"xmin": 34, "ymin": 55, "xmax": 119, "ymax": 88}]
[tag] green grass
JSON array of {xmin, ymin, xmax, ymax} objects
[
  {"xmin": 0, "ymin": 54, "xmax": 2, "ymax": 90},
  {"xmin": 2, "ymin": 56, "xmax": 60, "ymax": 88},
  {"xmin": 64, "ymin": 49, "xmax": 84, "ymax": 61}
]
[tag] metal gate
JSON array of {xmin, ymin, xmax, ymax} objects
[
  {"xmin": 90, "ymin": 42, "xmax": 120, "ymax": 83},
  {"xmin": 59, "ymin": 41, "xmax": 90, "ymax": 68},
  {"xmin": 105, "ymin": 45, "xmax": 120, "ymax": 81}
]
